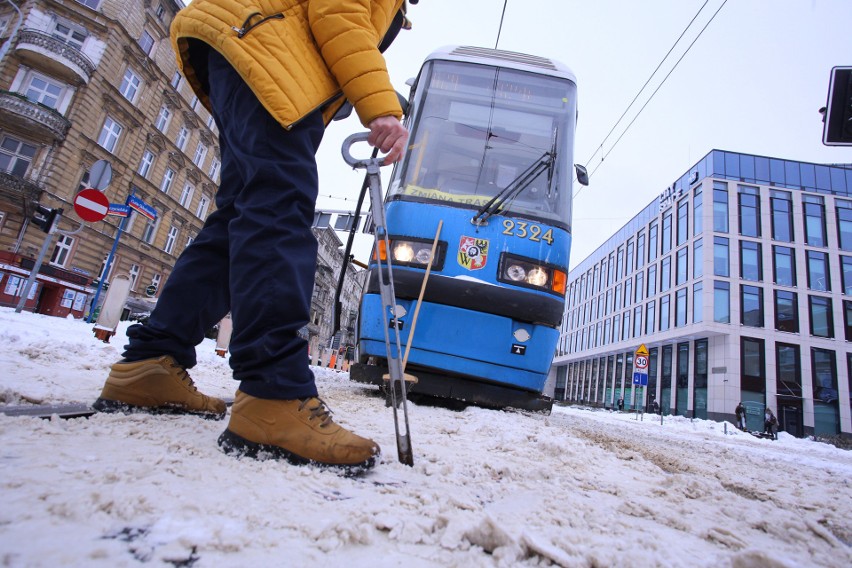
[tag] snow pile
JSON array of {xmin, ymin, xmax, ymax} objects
[{"xmin": 0, "ymin": 308, "xmax": 850, "ymax": 567}]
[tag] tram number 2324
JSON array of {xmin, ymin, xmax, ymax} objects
[{"xmin": 502, "ymin": 219, "xmax": 554, "ymax": 245}]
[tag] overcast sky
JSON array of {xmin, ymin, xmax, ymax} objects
[{"xmin": 312, "ymin": 0, "xmax": 852, "ymax": 268}]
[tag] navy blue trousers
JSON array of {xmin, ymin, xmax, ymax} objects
[{"xmin": 123, "ymin": 48, "xmax": 324, "ymax": 399}]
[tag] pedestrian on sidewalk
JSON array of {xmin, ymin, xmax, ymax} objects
[
  {"xmin": 735, "ymin": 402, "xmax": 747, "ymax": 431},
  {"xmin": 764, "ymin": 407, "xmax": 778, "ymax": 440},
  {"xmin": 93, "ymin": 0, "xmax": 417, "ymax": 473}
]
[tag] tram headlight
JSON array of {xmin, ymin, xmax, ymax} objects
[
  {"xmin": 373, "ymin": 237, "xmax": 445, "ymax": 270},
  {"xmin": 499, "ymin": 254, "xmax": 567, "ymax": 296},
  {"xmin": 393, "ymin": 242, "xmax": 415, "ymax": 263}
]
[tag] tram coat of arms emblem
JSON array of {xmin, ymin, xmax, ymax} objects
[{"xmin": 458, "ymin": 236, "xmax": 489, "ymax": 270}]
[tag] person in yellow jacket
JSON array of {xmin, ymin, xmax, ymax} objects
[{"xmin": 93, "ymin": 0, "xmax": 417, "ymax": 474}]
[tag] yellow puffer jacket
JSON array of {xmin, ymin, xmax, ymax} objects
[{"xmin": 170, "ymin": 0, "xmax": 405, "ymax": 129}]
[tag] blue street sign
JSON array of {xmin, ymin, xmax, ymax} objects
[
  {"xmin": 108, "ymin": 203, "xmax": 131, "ymax": 217},
  {"xmin": 633, "ymin": 372, "xmax": 649, "ymax": 386},
  {"xmin": 127, "ymin": 194, "xmax": 157, "ymax": 221}
]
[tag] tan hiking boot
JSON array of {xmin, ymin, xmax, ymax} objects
[
  {"xmin": 218, "ymin": 390, "xmax": 380, "ymax": 473},
  {"xmin": 93, "ymin": 355, "xmax": 226, "ymax": 420}
]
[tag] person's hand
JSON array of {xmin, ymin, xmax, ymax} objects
[{"xmin": 367, "ymin": 116, "xmax": 408, "ymax": 165}]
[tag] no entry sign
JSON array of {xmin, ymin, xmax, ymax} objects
[{"xmin": 73, "ymin": 188, "xmax": 109, "ymax": 223}]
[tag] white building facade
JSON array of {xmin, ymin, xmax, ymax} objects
[{"xmin": 552, "ymin": 150, "xmax": 852, "ymax": 440}]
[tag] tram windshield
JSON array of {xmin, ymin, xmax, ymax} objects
[{"xmin": 390, "ymin": 59, "xmax": 578, "ymax": 229}]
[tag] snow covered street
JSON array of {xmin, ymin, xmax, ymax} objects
[{"xmin": 1, "ymin": 308, "xmax": 850, "ymax": 567}]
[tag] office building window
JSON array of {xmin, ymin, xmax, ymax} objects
[
  {"xmin": 622, "ymin": 310, "xmax": 631, "ymax": 340},
  {"xmin": 676, "ymin": 247, "xmax": 688, "ymax": 285},
  {"xmin": 844, "ymin": 300, "xmax": 852, "ymax": 341},
  {"xmin": 636, "ymin": 230, "xmax": 646, "ymax": 269},
  {"xmin": 773, "ymin": 246, "xmax": 796, "ymax": 287},
  {"xmin": 693, "ymin": 238, "xmax": 703, "ymax": 278},
  {"xmin": 806, "ymin": 250, "xmax": 830, "ymax": 292},
  {"xmin": 713, "ymin": 236, "xmax": 729, "ymax": 277},
  {"xmin": 675, "ymin": 287, "xmax": 687, "ymax": 327},
  {"xmin": 661, "ymin": 212, "xmax": 672, "ymax": 255},
  {"xmin": 714, "ymin": 281, "xmax": 730, "ymax": 323},
  {"xmin": 809, "ymin": 296, "xmax": 833, "ymax": 338},
  {"xmin": 770, "ymin": 190, "xmax": 793, "ymax": 242},
  {"xmin": 648, "ymin": 222, "xmax": 658, "ymax": 262},
  {"xmin": 660, "ymin": 256, "xmax": 671, "ymax": 292},
  {"xmin": 811, "ymin": 349, "xmax": 837, "ymax": 418},
  {"xmin": 803, "ymin": 195, "xmax": 826, "ymax": 247},
  {"xmin": 677, "ymin": 198, "xmax": 688, "ymax": 245},
  {"xmin": 693, "ymin": 187, "xmax": 703, "ymax": 236},
  {"xmin": 645, "ymin": 300, "xmax": 655, "ymax": 334},
  {"xmin": 635, "ymin": 271, "xmax": 644, "ymax": 303},
  {"xmin": 624, "ymin": 278, "xmax": 633, "ymax": 308},
  {"xmin": 837, "ymin": 200, "xmax": 852, "ymax": 251},
  {"xmin": 842, "ymin": 255, "xmax": 852, "ymax": 295},
  {"xmin": 633, "ymin": 306, "xmax": 642, "ymax": 337},
  {"xmin": 693, "ymin": 282, "xmax": 703, "ymax": 323},
  {"xmin": 713, "ymin": 181, "xmax": 728, "ymax": 233},
  {"xmin": 647, "ymin": 264, "xmax": 657, "ymax": 297},
  {"xmin": 776, "ymin": 343, "xmax": 802, "ymax": 400},
  {"xmin": 775, "ymin": 290, "xmax": 799, "ymax": 333},
  {"xmin": 626, "ymin": 238, "xmax": 635, "ymax": 276},
  {"xmin": 741, "ymin": 285, "xmax": 763, "ymax": 328},
  {"xmin": 659, "ymin": 294, "xmax": 670, "ymax": 331},
  {"xmin": 740, "ymin": 240, "xmax": 762, "ymax": 281},
  {"xmin": 738, "ymin": 185, "xmax": 761, "ymax": 238},
  {"xmin": 616, "ymin": 246, "xmax": 624, "ymax": 281},
  {"xmin": 741, "ymin": 337, "xmax": 765, "ymax": 394}
]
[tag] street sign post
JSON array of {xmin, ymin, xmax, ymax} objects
[
  {"xmin": 73, "ymin": 189, "xmax": 109, "ymax": 223},
  {"xmin": 633, "ymin": 344, "xmax": 650, "ymax": 420}
]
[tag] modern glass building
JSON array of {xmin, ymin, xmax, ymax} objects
[{"xmin": 552, "ymin": 150, "xmax": 852, "ymax": 440}]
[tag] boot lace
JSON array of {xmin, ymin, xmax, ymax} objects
[
  {"xmin": 299, "ymin": 398, "xmax": 334, "ymax": 428},
  {"xmin": 169, "ymin": 362, "xmax": 198, "ymax": 393}
]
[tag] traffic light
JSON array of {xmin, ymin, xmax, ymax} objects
[
  {"xmin": 823, "ymin": 66, "xmax": 852, "ymax": 146},
  {"xmin": 32, "ymin": 204, "xmax": 62, "ymax": 233}
]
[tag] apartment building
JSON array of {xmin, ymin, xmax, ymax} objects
[{"xmin": 553, "ymin": 150, "xmax": 852, "ymax": 440}]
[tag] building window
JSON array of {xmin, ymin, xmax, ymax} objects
[
  {"xmin": 626, "ymin": 238, "xmax": 635, "ymax": 276},
  {"xmin": 803, "ymin": 195, "xmax": 826, "ymax": 247},
  {"xmin": 23, "ymin": 73, "xmax": 64, "ymax": 109},
  {"xmin": 676, "ymin": 247, "xmax": 688, "ymax": 285},
  {"xmin": 713, "ymin": 181, "xmax": 728, "ymax": 233},
  {"xmin": 176, "ymin": 126, "xmax": 189, "ymax": 151},
  {"xmin": 693, "ymin": 187, "xmax": 703, "ymax": 236},
  {"xmin": 313, "ymin": 212, "xmax": 331, "ymax": 228},
  {"xmin": 49, "ymin": 235, "xmax": 74, "ymax": 267},
  {"xmin": 645, "ymin": 300, "xmax": 655, "ymax": 334},
  {"xmin": 138, "ymin": 30, "xmax": 155, "ymax": 56},
  {"xmin": 138, "ymin": 149, "xmax": 155, "ymax": 178},
  {"xmin": 195, "ymin": 195, "xmax": 210, "ymax": 219},
  {"xmin": 659, "ymin": 294, "xmax": 670, "ymax": 331},
  {"xmin": 636, "ymin": 230, "xmax": 646, "ymax": 269},
  {"xmin": 811, "ymin": 349, "xmax": 838, "ymax": 433},
  {"xmin": 806, "ymin": 250, "xmax": 830, "ymax": 292},
  {"xmin": 648, "ymin": 222, "xmax": 658, "ymax": 261},
  {"xmin": 741, "ymin": 285, "xmax": 763, "ymax": 328},
  {"xmin": 693, "ymin": 282, "xmax": 703, "ymax": 323},
  {"xmin": 676, "ymin": 198, "xmax": 688, "ymax": 246},
  {"xmin": 119, "ymin": 68, "xmax": 141, "ymax": 103},
  {"xmin": 693, "ymin": 238, "xmax": 703, "ymax": 278},
  {"xmin": 647, "ymin": 264, "xmax": 657, "ymax": 297},
  {"xmin": 171, "ymin": 71, "xmax": 182, "ymax": 89},
  {"xmin": 160, "ymin": 168, "xmax": 175, "ymax": 194},
  {"xmin": 141, "ymin": 217, "xmax": 158, "ymax": 244},
  {"xmin": 75, "ymin": 0, "xmax": 100, "ymax": 9},
  {"xmin": 675, "ymin": 287, "xmax": 687, "ymax": 327},
  {"xmin": 129, "ymin": 264, "xmax": 140, "ymax": 290},
  {"xmin": 738, "ymin": 185, "xmax": 761, "ymax": 238},
  {"xmin": 713, "ymin": 236, "xmax": 729, "ymax": 277},
  {"xmin": 190, "ymin": 95, "xmax": 199, "ymax": 110},
  {"xmin": 192, "ymin": 143, "xmax": 207, "ymax": 167},
  {"xmin": 741, "ymin": 337, "xmax": 765, "ymax": 394},
  {"xmin": 770, "ymin": 190, "xmax": 793, "ymax": 242},
  {"xmin": 809, "ymin": 296, "xmax": 833, "ymax": 338},
  {"xmin": 775, "ymin": 290, "xmax": 799, "ymax": 333},
  {"xmin": 739, "ymin": 240, "xmax": 762, "ymax": 281},
  {"xmin": 633, "ymin": 306, "xmax": 642, "ymax": 337},
  {"xmin": 634, "ymin": 271, "xmax": 644, "ymax": 303},
  {"xmin": 844, "ymin": 300, "xmax": 852, "ymax": 341},
  {"xmin": 773, "ymin": 246, "xmax": 796, "ymax": 287},
  {"xmin": 661, "ymin": 212, "xmax": 672, "ymax": 255},
  {"xmin": 164, "ymin": 226, "xmax": 178, "ymax": 254},
  {"xmin": 624, "ymin": 278, "xmax": 632, "ymax": 308},
  {"xmin": 52, "ymin": 19, "xmax": 87, "ymax": 49},
  {"xmin": 622, "ymin": 310, "xmax": 631, "ymax": 340},
  {"xmin": 155, "ymin": 105, "xmax": 172, "ymax": 133},
  {"xmin": 208, "ymin": 158, "xmax": 221, "ymax": 182},
  {"xmin": 841, "ymin": 255, "xmax": 852, "ymax": 295},
  {"xmin": 714, "ymin": 281, "xmax": 730, "ymax": 323},
  {"xmin": 97, "ymin": 116, "xmax": 122, "ymax": 153},
  {"xmin": 836, "ymin": 200, "xmax": 852, "ymax": 251},
  {"xmin": 0, "ymin": 136, "xmax": 37, "ymax": 176},
  {"xmin": 776, "ymin": 343, "xmax": 802, "ymax": 401},
  {"xmin": 660, "ymin": 256, "xmax": 671, "ymax": 292},
  {"xmin": 179, "ymin": 183, "xmax": 194, "ymax": 208}
]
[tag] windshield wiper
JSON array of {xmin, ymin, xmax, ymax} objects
[{"xmin": 471, "ymin": 151, "xmax": 554, "ymax": 225}]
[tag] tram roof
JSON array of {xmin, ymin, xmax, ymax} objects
[{"xmin": 425, "ymin": 45, "xmax": 577, "ymax": 84}]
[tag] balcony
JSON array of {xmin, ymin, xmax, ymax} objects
[
  {"xmin": 0, "ymin": 171, "xmax": 42, "ymax": 203},
  {"xmin": 14, "ymin": 29, "xmax": 96, "ymax": 84},
  {"xmin": 0, "ymin": 91, "xmax": 71, "ymax": 143}
]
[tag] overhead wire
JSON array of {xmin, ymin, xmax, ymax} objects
[
  {"xmin": 495, "ymin": 0, "xmax": 508, "ymax": 50},
  {"xmin": 575, "ymin": 0, "xmax": 728, "ymax": 197}
]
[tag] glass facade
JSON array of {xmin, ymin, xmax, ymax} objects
[{"xmin": 557, "ymin": 150, "xmax": 852, "ymax": 439}]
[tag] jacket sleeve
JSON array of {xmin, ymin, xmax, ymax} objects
[{"xmin": 308, "ymin": 0, "xmax": 403, "ymax": 126}]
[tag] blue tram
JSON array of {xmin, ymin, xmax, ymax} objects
[{"xmin": 351, "ymin": 46, "xmax": 585, "ymax": 412}]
